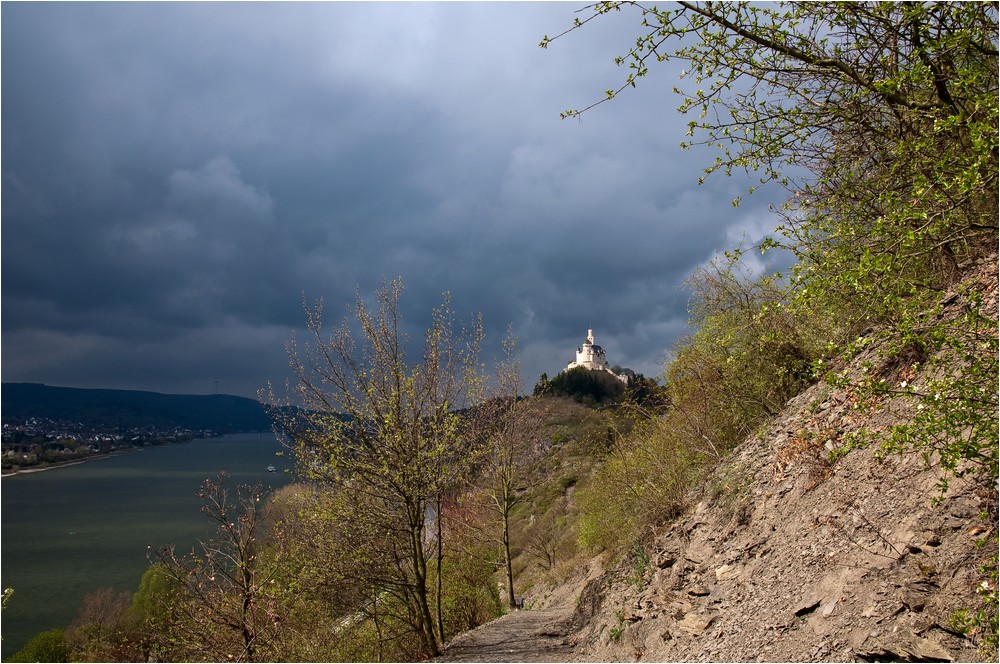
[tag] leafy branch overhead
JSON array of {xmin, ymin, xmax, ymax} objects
[{"xmin": 545, "ymin": 2, "xmax": 997, "ymax": 214}]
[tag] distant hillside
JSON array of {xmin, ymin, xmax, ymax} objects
[{"xmin": 1, "ymin": 383, "xmax": 271, "ymax": 433}]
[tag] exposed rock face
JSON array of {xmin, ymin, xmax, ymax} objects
[{"xmin": 569, "ymin": 256, "xmax": 997, "ymax": 662}]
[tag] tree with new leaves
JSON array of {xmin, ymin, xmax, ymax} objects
[
  {"xmin": 7, "ymin": 630, "xmax": 68, "ymax": 663},
  {"xmin": 265, "ymin": 279, "xmax": 487, "ymax": 658},
  {"xmin": 544, "ymin": 2, "xmax": 998, "ymax": 654},
  {"xmin": 262, "ymin": 482, "xmax": 422, "ymax": 661},
  {"xmin": 543, "ymin": 0, "xmax": 999, "ymax": 471},
  {"xmin": 669, "ymin": 253, "xmax": 825, "ymax": 455},
  {"xmin": 546, "ymin": 366, "xmax": 626, "ymax": 404},
  {"xmin": 128, "ymin": 563, "xmax": 181, "ymax": 662},
  {"xmin": 543, "ymin": 1, "xmax": 997, "ymax": 313},
  {"xmin": 65, "ymin": 587, "xmax": 133, "ymax": 662}
]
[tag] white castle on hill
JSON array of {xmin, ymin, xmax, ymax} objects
[{"xmin": 566, "ymin": 328, "xmax": 628, "ymax": 382}]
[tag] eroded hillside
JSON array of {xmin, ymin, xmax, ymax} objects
[
  {"xmin": 438, "ymin": 253, "xmax": 997, "ymax": 663},
  {"xmin": 559, "ymin": 254, "xmax": 999, "ymax": 662}
]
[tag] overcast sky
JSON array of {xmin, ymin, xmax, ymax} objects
[{"xmin": 2, "ymin": 1, "xmax": 787, "ymax": 400}]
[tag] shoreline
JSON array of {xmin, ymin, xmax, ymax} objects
[
  {"xmin": 1, "ymin": 433, "xmax": 269, "ymax": 477},
  {"xmin": 1, "ymin": 448, "xmax": 142, "ymax": 477}
]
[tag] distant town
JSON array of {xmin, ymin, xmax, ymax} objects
[
  {"xmin": 1, "ymin": 418, "xmax": 220, "ymax": 474},
  {"xmin": 1, "ymin": 382, "xmax": 274, "ymax": 473}
]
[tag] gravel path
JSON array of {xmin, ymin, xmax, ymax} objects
[{"xmin": 435, "ymin": 607, "xmax": 579, "ymax": 662}]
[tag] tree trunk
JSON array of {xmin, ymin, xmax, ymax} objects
[
  {"xmin": 414, "ymin": 581, "xmax": 440, "ymax": 657},
  {"xmin": 503, "ymin": 507, "xmax": 516, "ymax": 609},
  {"xmin": 372, "ymin": 592, "xmax": 384, "ymax": 663},
  {"xmin": 240, "ymin": 543, "xmax": 256, "ymax": 661},
  {"xmin": 436, "ymin": 493, "xmax": 446, "ymax": 646},
  {"xmin": 410, "ymin": 514, "xmax": 440, "ymax": 657}
]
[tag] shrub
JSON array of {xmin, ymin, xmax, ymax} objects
[
  {"xmin": 670, "ymin": 255, "xmax": 828, "ymax": 457},
  {"xmin": 8, "ymin": 629, "xmax": 68, "ymax": 663},
  {"xmin": 433, "ymin": 544, "xmax": 503, "ymax": 637},
  {"xmin": 577, "ymin": 411, "xmax": 700, "ymax": 551}
]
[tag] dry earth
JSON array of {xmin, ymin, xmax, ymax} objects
[
  {"xmin": 434, "ymin": 608, "xmax": 578, "ymax": 662},
  {"xmin": 437, "ymin": 254, "xmax": 997, "ymax": 663},
  {"xmin": 436, "ymin": 560, "xmax": 602, "ymax": 662}
]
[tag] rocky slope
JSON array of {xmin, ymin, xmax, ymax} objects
[{"xmin": 547, "ymin": 255, "xmax": 998, "ymax": 662}]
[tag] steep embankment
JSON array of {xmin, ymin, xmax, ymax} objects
[
  {"xmin": 568, "ymin": 253, "xmax": 997, "ymax": 662},
  {"xmin": 438, "ymin": 254, "xmax": 997, "ymax": 663}
]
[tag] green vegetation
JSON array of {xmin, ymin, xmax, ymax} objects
[
  {"xmin": 535, "ymin": 367, "xmax": 665, "ymax": 409},
  {"xmin": 7, "ymin": 629, "xmax": 68, "ymax": 663},
  {"xmin": 15, "ymin": 4, "xmax": 996, "ymax": 660},
  {"xmin": 491, "ymin": 397, "xmax": 616, "ymax": 600},
  {"xmin": 472, "ymin": 332, "xmax": 531, "ymax": 610},
  {"xmin": 152, "ymin": 476, "xmax": 285, "ymax": 661},
  {"xmin": 545, "ymin": 2, "xmax": 998, "ymax": 656},
  {"xmin": 540, "ymin": 366, "xmax": 626, "ymax": 404},
  {"xmin": 265, "ymin": 280, "xmax": 491, "ymax": 658}
]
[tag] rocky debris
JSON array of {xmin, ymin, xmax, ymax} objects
[
  {"xmin": 568, "ymin": 254, "xmax": 997, "ymax": 662},
  {"xmin": 794, "ymin": 597, "xmax": 821, "ymax": 617},
  {"xmin": 714, "ymin": 564, "xmax": 742, "ymax": 582},
  {"xmin": 569, "ymin": 433, "xmax": 992, "ymax": 662},
  {"xmin": 570, "ymin": 453, "xmax": 990, "ymax": 661},
  {"xmin": 434, "ymin": 255, "xmax": 996, "ymax": 663},
  {"xmin": 854, "ymin": 635, "xmax": 956, "ymax": 663},
  {"xmin": 676, "ymin": 612, "xmax": 718, "ymax": 635}
]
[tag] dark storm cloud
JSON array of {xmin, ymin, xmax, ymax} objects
[{"xmin": 2, "ymin": 2, "xmax": 787, "ymax": 398}]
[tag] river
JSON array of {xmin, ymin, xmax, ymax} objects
[{"xmin": 0, "ymin": 433, "xmax": 293, "ymax": 659}]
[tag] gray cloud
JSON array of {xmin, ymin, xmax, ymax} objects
[{"xmin": 2, "ymin": 2, "xmax": 788, "ymax": 398}]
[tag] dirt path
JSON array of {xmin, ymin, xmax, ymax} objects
[
  {"xmin": 435, "ymin": 558, "xmax": 605, "ymax": 662},
  {"xmin": 435, "ymin": 607, "xmax": 579, "ymax": 662}
]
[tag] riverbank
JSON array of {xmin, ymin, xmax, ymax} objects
[
  {"xmin": 1, "ymin": 449, "xmax": 143, "ymax": 477},
  {"xmin": 1, "ymin": 433, "xmax": 291, "ymax": 660},
  {"xmin": 0, "ymin": 432, "xmax": 256, "ymax": 477}
]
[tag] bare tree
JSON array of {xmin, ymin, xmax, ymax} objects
[
  {"xmin": 65, "ymin": 587, "xmax": 132, "ymax": 662},
  {"xmin": 462, "ymin": 330, "xmax": 545, "ymax": 609},
  {"xmin": 154, "ymin": 474, "xmax": 282, "ymax": 662}
]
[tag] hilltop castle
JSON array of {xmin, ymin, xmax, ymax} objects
[{"xmin": 566, "ymin": 328, "xmax": 628, "ymax": 382}]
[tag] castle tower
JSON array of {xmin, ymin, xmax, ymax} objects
[
  {"xmin": 563, "ymin": 328, "xmax": 629, "ymax": 383},
  {"xmin": 567, "ymin": 328, "xmax": 608, "ymax": 372}
]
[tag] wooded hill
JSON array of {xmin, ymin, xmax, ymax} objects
[{"xmin": 1, "ymin": 383, "xmax": 271, "ymax": 433}]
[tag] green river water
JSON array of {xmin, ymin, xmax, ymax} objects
[{"xmin": 0, "ymin": 433, "xmax": 293, "ymax": 659}]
